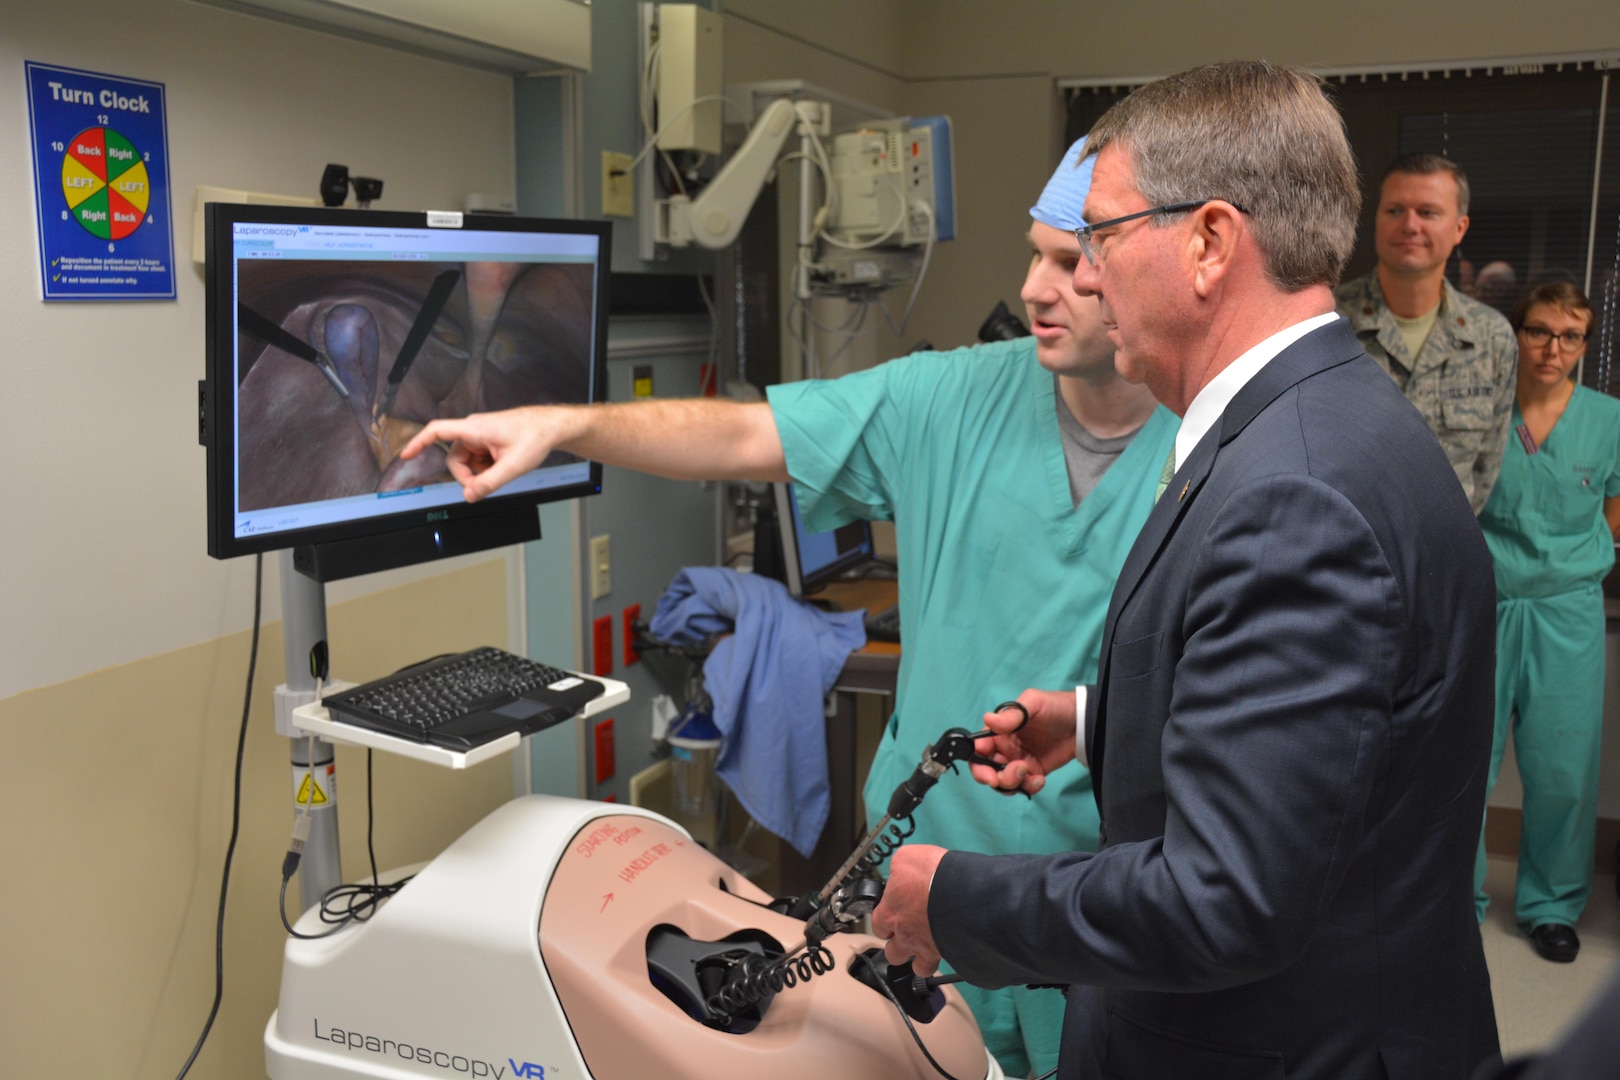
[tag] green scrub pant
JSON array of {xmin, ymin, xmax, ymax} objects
[{"xmin": 1474, "ymin": 586, "xmax": 1606, "ymax": 928}]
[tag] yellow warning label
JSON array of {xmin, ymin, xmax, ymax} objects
[
  {"xmin": 291, "ymin": 763, "xmax": 336, "ymax": 807},
  {"xmin": 296, "ymin": 773, "xmax": 328, "ymax": 806}
]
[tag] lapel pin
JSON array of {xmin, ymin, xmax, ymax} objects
[{"xmin": 1178, "ymin": 480, "xmax": 1190, "ymax": 502}]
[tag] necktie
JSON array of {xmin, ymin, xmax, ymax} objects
[{"xmin": 1154, "ymin": 447, "xmax": 1177, "ymax": 503}]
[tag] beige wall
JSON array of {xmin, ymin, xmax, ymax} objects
[
  {"xmin": 734, "ymin": 0, "xmax": 1620, "ymax": 82},
  {"xmin": 0, "ymin": 562, "xmax": 515, "ymax": 1078},
  {"xmin": 900, "ymin": 0, "xmax": 1620, "ymax": 81},
  {"xmin": 725, "ymin": 4, "xmax": 906, "ymax": 112}
]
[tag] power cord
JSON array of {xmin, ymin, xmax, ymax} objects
[
  {"xmin": 877, "ymin": 200, "xmax": 937, "ymax": 338},
  {"xmin": 279, "ymin": 653, "xmax": 444, "ymax": 938},
  {"xmin": 856, "ymin": 958, "xmax": 1055, "ymax": 1080},
  {"xmin": 278, "ymin": 747, "xmax": 411, "ymax": 939},
  {"xmin": 853, "ymin": 951, "xmax": 969, "ymax": 1080},
  {"xmin": 902, "ymin": 968, "xmax": 1056, "ymax": 1080},
  {"xmin": 173, "ymin": 552, "xmax": 263, "ymax": 1080}
]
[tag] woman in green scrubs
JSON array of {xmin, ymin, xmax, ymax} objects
[{"xmin": 1475, "ymin": 281, "xmax": 1620, "ymax": 963}]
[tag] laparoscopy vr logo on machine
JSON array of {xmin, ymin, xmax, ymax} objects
[{"xmin": 312, "ymin": 1017, "xmax": 555, "ymax": 1078}]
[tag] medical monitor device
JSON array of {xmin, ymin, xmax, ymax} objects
[
  {"xmin": 817, "ymin": 115, "xmax": 955, "ymax": 291},
  {"xmin": 654, "ymin": 99, "xmax": 954, "ymax": 294},
  {"xmin": 772, "ymin": 482, "xmax": 878, "ymax": 598},
  {"xmin": 824, "ymin": 115, "xmax": 955, "ymax": 247},
  {"xmin": 202, "ymin": 204, "xmax": 609, "ymax": 581}
]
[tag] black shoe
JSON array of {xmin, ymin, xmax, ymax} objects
[{"xmin": 1529, "ymin": 923, "xmax": 1580, "ymax": 963}]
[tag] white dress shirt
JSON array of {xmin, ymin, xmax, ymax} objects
[{"xmin": 1075, "ymin": 311, "xmax": 1340, "ymax": 767}]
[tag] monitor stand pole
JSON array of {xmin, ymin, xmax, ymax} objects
[{"xmin": 279, "ymin": 550, "xmax": 343, "ymax": 912}]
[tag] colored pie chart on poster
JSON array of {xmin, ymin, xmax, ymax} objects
[{"xmin": 60, "ymin": 126, "xmax": 150, "ymax": 241}]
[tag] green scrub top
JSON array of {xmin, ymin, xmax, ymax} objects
[
  {"xmin": 767, "ymin": 337, "xmax": 1180, "ymax": 859},
  {"xmin": 1479, "ymin": 385, "xmax": 1620, "ymax": 600}
]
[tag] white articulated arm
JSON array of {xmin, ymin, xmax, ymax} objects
[{"xmin": 661, "ymin": 98, "xmax": 825, "ymax": 249}]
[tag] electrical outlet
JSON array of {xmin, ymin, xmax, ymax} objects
[
  {"xmin": 594, "ymin": 717, "xmax": 616, "ymax": 783},
  {"xmin": 590, "ymin": 534, "xmax": 611, "ymax": 599},
  {"xmin": 622, "ymin": 603, "xmax": 641, "ymax": 666},
  {"xmin": 592, "ymin": 615, "xmax": 614, "ymax": 676},
  {"xmin": 602, "ymin": 151, "xmax": 634, "ymax": 218}
]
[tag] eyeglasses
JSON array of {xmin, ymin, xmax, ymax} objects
[
  {"xmin": 1072, "ymin": 199, "xmax": 1247, "ymax": 265},
  {"xmin": 1519, "ymin": 325, "xmax": 1588, "ymax": 349}
]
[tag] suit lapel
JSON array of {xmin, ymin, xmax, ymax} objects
[{"xmin": 1088, "ymin": 320, "xmax": 1366, "ymax": 794}]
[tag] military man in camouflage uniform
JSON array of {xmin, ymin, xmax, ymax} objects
[{"xmin": 1336, "ymin": 154, "xmax": 1517, "ymax": 513}]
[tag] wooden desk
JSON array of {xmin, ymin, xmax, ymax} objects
[{"xmin": 776, "ymin": 577, "xmax": 901, "ymax": 899}]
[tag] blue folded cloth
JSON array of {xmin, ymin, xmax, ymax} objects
[{"xmin": 650, "ymin": 567, "xmax": 867, "ymax": 856}]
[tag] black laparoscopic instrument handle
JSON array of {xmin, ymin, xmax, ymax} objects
[
  {"xmin": 800, "ymin": 700, "xmax": 1031, "ymax": 915},
  {"xmin": 720, "ymin": 704, "xmax": 1034, "ymax": 1021},
  {"xmin": 884, "ymin": 700, "xmax": 1029, "ymax": 819}
]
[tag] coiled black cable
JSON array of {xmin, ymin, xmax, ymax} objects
[
  {"xmin": 706, "ymin": 942, "xmax": 836, "ymax": 1018},
  {"xmin": 784, "ymin": 943, "xmax": 837, "ymax": 985},
  {"xmin": 826, "ymin": 815, "xmax": 914, "ymax": 898}
]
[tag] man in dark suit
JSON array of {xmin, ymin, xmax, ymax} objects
[{"xmin": 871, "ymin": 61, "xmax": 1502, "ymax": 1079}]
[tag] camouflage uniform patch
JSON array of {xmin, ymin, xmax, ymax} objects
[{"xmin": 1335, "ymin": 271, "xmax": 1518, "ymax": 514}]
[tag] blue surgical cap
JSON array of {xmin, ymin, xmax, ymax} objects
[{"xmin": 1029, "ymin": 136, "xmax": 1095, "ymax": 232}]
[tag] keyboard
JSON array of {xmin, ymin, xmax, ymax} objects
[
  {"xmin": 321, "ymin": 646, "xmax": 606, "ymax": 751},
  {"xmin": 865, "ymin": 604, "xmax": 901, "ymax": 643}
]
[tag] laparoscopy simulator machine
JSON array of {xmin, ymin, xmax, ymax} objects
[{"xmin": 265, "ymin": 717, "xmax": 1022, "ymax": 1080}]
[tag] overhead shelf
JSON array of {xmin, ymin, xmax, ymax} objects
[{"xmin": 191, "ymin": 0, "xmax": 592, "ymax": 75}]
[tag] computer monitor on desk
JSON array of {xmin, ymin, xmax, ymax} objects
[
  {"xmin": 772, "ymin": 482, "xmax": 881, "ymax": 600},
  {"xmin": 770, "ymin": 483, "xmax": 899, "ymax": 642}
]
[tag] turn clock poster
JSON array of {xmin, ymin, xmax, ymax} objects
[{"xmin": 25, "ymin": 61, "xmax": 175, "ymax": 301}]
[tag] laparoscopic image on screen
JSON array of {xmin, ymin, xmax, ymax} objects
[{"xmin": 232, "ymin": 258, "xmax": 593, "ymax": 514}]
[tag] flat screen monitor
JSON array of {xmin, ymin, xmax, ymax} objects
[
  {"xmin": 772, "ymin": 481, "xmax": 877, "ymax": 598},
  {"xmin": 202, "ymin": 204, "xmax": 609, "ymax": 579}
]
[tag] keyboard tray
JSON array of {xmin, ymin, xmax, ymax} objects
[{"xmin": 294, "ymin": 665, "xmax": 629, "ymax": 769}]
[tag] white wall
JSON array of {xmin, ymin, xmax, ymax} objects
[
  {"xmin": 0, "ymin": 4, "xmax": 527, "ymax": 1076},
  {"xmin": 1, "ymin": 0, "xmax": 518, "ymax": 701}
]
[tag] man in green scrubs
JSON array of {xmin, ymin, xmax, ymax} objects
[
  {"xmin": 1476, "ymin": 282, "xmax": 1620, "ymax": 962},
  {"xmin": 402, "ymin": 138, "xmax": 1178, "ymax": 1076}
]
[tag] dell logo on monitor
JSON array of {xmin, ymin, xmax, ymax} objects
[{"xmin": 426, "ymin": 510, "xmax": 450, "ymax": 523}]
